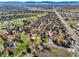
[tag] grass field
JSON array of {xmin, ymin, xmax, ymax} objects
[
  {"xmin": 0, "ymin": 29, "xmax": 6, "ymax": 35},
  {"xmin": 9, "ymin": 18, "xmax": 24, "ymax": 26},
  {"xmin": 51, "ymin": 46, "xmax": 73, "ymax": 57},
  {"xmin": 1, "ymin": 33, "xmax": 30, "ymax": 57},
  {"xmin": 28, "ymin": 14, "xmax": 46, "ymax": 20},
  {"xmin": 0, "ymin": 14, "xmax": 46, "ymax": 57},
  {"xmin": 0, "ymin": 38, "xmax": 5, "ymax": 45},
  {"xmin": 13, "ymin": 33, "xmax": 33, "ymax": 57}
]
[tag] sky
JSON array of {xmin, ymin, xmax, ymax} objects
[{"xmin": 0, "ymin": 0, "xmax": 79, "ymax": 2}]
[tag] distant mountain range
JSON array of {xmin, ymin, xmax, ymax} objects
[{"xmin": 0, "ymin": 1, "xmax": 79, "ymax": 5}]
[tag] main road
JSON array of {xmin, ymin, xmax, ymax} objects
[
  {"xmin": 28, "ymin": 6, "xmax": 79, "ymax": 56},
  {"xmin": 53, "ymin": 6, "xmax": 79, "ymax": 57}
]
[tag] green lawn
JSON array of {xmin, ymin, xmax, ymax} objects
[
  {"xmin": 15, "ymin": 19, "xmax": 24, "ymax": 26},
  {"xmin": 7, "ymin": 14, "xmax": 47, "ymax": 26},
  {"xmin": 13, "ymin": 33, "xmax": 27, "ymax": 56},
  {"xmin": 0, "ymin": 38, "xmax": 5, "ymax": 45},
  {"xmin": 29, "ymin": 16, "xmax": 38, "ymax": 20},
  {"xmin": 0, "ymin": 29, "xmax": 6, "ymax": 35},
  {"xmin": 0, "ymin": 13, "xmax": 47, "ymax": 57},
  {"xmin": 9, "ymin": 18, "xmax": 24, "ymax": 26},
  {"xmin": 13, "ymin": 33, "xmax": 33, "ymax": 57},
  {"xmin": 28, "ymin": 14, "xmax": 46, "ymax": 20}
]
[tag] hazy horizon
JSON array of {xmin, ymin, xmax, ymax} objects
[{"xmin": 0, "ymin": 0, "xmax": 79, "ymax": 2}]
